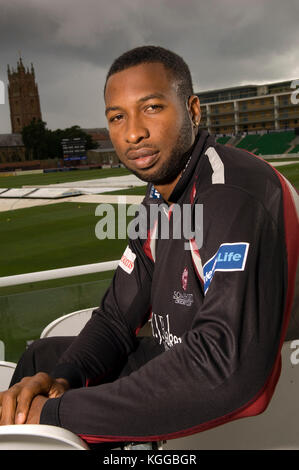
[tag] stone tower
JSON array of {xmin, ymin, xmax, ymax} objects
[{"xmin": 7, "ymin": 58, "xmax": 42, "ymax": 133}]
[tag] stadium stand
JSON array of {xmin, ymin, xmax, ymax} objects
[
  {"xmin": 255, "ymin": 131, "xmax": 296, "ymax": 155},
  {"xmin": 236, "ymin": 134, "xmax": 262, "ymax": 152},
  {"xmin": 231, "ymin": 130, "xmax": 297, "ymax": 155},
  {"xmin": 216, "ymin": 136, "xmax": 231, "ymax": 145},
  {"xmin": 289, "ymin": 144, "xmax": 299, "ymax": 153}
]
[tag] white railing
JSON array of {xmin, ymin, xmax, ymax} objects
[{"xmin": 0, "ymin": 260, "xmax": 120, "ymax": 288}]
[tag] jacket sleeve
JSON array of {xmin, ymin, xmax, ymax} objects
[
  {"xmin": 40, "ymin": 186, "xmax": 296, "ymax": 444},
  {"xmin": 48, "ymin": 226, "xmax": 154, "ymax": 388}
]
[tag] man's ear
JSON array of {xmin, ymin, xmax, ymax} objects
[{"xmin": 188, "ymin": 95, "xmax": 201, "ymax": 127}]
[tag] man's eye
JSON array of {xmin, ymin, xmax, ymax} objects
[
  {"xmin": 146, "ymin": 105, "xmax": 163, "ymax": 112},
  {"xmin": 110, "ymin": 114, "xmax": 123, "ymax": 122}
]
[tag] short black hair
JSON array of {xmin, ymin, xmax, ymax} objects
[{"xmin": 104, "ymin": 45, "xmax": 194, "ymax": 102}]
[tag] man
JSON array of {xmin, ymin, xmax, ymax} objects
[{"xmin": 0, "ymin": 46, "xmax": 298, "ymax": 446}]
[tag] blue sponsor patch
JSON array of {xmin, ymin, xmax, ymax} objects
[
  {"xmin": 203, "ymin": 242, "xmax": 249, "ymax": 294},
  {"xmin": 149, "ymin": 185, "xmax": 162, "ymax": 199}
]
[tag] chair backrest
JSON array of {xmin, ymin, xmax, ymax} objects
[
  {"xmin": 164, "ymin": 339, "xmax": 299, "ymax": 450},
  {"xmin": 40, "ymin": 307, "xmax": 96, "ymax": 338},
  {"xmin": 0, "ymin": 424, "xmax": 89, "ymax": 450},
  {"xmin": 0, "ymin": 361, "xmax": 17, "ymax": 391}
]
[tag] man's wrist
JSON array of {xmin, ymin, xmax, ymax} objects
[
  {"xmin": 39, "ymin": 395, "xmax": 62, "ymax": 427},
  {"xmin": 54, "ymin": 377, "xmax": 70, "ymax": 391},
  {"xmin": 51, "ymin": 364, "xmax": 86, "ymax": 389}
]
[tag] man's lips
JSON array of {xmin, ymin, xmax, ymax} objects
[
  {"xmin": 126, "ymin": 148, "xmax": 159, "ymax": 169},
  {"xmin": 126, "ymin": 147, "xmax": 159, "ymax": 159}
]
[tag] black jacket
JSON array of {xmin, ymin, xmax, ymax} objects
[{"xmin": 40, "ymin": 131, "xmax": 299, "ymax": 444}]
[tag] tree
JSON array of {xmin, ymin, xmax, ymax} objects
[
  {"xmin": 53, "ymin": 125, "xmax": 97, "ymax": 158},
  {"xmin": 21, "ymin": 121, "xmax": 98, "ymax": 160},
  {"xmin": 21, "ymin": 119, "xmax": 48, "ymax": 160}
]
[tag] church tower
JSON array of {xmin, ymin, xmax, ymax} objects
[{"xmin": 7, "ymin": 58, "xmax": 42, "ymax": 133}]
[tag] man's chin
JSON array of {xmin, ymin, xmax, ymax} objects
[
  {"xmin": 123, "ymin": 164, "xmax": 158, "ymax": 183},
  {"xmin": 128, "ymin": 166, "xmax": 179, "ymax": 185},
  {"xmin": 121, "ymin": 143, "xmax": 192, "ymax": 185}
]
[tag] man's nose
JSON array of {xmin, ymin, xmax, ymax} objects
[{"xmin": 125, "ymin": 116, "xmax": 149, "ymax": 144}]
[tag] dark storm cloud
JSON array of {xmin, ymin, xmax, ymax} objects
[{"xmin": 0, "ymin": 0, "xmax": 299, "ymax": 133}]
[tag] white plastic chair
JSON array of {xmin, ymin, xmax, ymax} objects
[
  {"xmin": 0, "ymin": 425, "xmax": 89, "ymax": 450},
  {"xmin": 39, "ymin": 309, "xmax": 161, "ymax": 450},
  {"xmin": 39, "ymin": 310, "xmax": 299, "ymax": 449},
  {"xmin": 164, "ymin": 339, "xmax": 299, "ymax": 450},
  {"xmin": 40, "ymin": 307, "xmax": 96, "ymax": 338},
  {"xmin": 0, "ymin": 361, "xmax": 17, "ymax": 391},
  {"xmin": 0, "ymin": 342, "xmax": 89, "ymax": 450}
]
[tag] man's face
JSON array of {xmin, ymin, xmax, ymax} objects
[{"xmin": 105, "ymin": 62, "xmax": 195, "ymax": 185}]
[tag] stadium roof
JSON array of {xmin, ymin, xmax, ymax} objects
[{"xmin": 196, "ymin": 78, "xmax": 296, "ymax": 99}]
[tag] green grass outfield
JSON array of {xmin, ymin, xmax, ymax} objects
[
  {"xmin": 266, "ymin": 156, "xmax": 299, "ymax": 162},
  {"xmin": 0, "ymin": 202, "xmax": 132, "ymax": 360},
  {"xmin": 0, "ymin": 202, "xmax": 130, "ymax": 278},
  {"xmin": 0, "ymin": 162, "xmax": 297, "ymax": 285},
  {"xmin": 273, "ymin": 163, "xmax": 299, "ymax": 189},
  {"xmin": 104, "ymin": 185, "xmax": 147, "ymax": 195},
  {"xmin": 0, "ymin": 200, "xmax": 138, "ymax": 299},
  {"xmin": 0, "ymin": 162, "xmax": 298, "ymax": 361},
  {"xmin": 0, "ymin": 166, "xmax": 130, "ymax": 188},
  {"xmin": 0, "ymin": 160, "xmax": 297, "ymax": 190}
]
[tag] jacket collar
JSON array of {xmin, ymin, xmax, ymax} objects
[{"xmin": 168, "ymin": 130, "xmax": 210, "ymax": 203}]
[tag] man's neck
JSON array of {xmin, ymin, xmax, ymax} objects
[
  {"xmin": 153, "ymin": 130, "xmax": 199, "ymax": 204},
  {"xmin": 154, "ymin": 172, "xmax": 182, "ymax": 205}
]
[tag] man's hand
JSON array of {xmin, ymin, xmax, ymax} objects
[
  {"xmin": 25, "ymin": 395, "xmax": 49, "ymax": 424},
  {"xmin": 0, "ymin": 372, "xmax": 69, "ymax": 425}
]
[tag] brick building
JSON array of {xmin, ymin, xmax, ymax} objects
[
  {"xmin": 0, "ymin": 134, "xmax": 25, "ymax": 163},
  {"xmin": 7, "ymin": 58, "xmax": 42, "ymax": 133}
]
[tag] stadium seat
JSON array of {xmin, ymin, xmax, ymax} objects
[
  {"xmin": 39, "ymin": 309, "xmax": 162, "ymax": 450},
  {"xmin": 1, "ymin": 311, "xmax": 90, "ymax": 451},
  {"xmin": 236, "ymin": 131, "xmax": 296, "ymax": 155},
  {"xmin": 40, "ymin": 307, "xmax": 96, "ymax": 338},
  {"xmin": 39, "ymin": 311, "xmax": 299, "ymax": 449},
  {"xmin": 216, "ymin": 136, "xmax": 230, "ymax": 145},
  {"xmin": 289, "ymin": 144, "xmax": 299, "ymax": 153},
  {"xmin": 0, "ymin": 425, "xmax": 89, "ymax": 450},
  {"xmin": 236, "ymin": 134, "xmax": 262, "ymax": 152},
  {"xmin": 0, "ymin": 361, "xmax": 17, "ymax": 391},
  {"xmin": 255, "ymin": 131, "xmax": 295, "ymax": 155},
  {"xmin": 164, "ymin": 339, "xmax": 299, "ymax": 450}
]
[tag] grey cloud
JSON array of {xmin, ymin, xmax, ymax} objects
[{"xmin": 0, "ymin": 0, "xmax": 299, "ymax": 133}]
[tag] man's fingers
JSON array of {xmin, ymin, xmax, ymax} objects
[
  {"xmin": 14, "ymin": 385, "xmax": 43, "ymax": 424},
  {"xmin": 0, "ymin": 373, "xmax": 53, "ymax": 426},
  {"xmin": 0, "ymin": 391, "xmax": 4, "ymax": 406},
  {"xmin": 0, "ymin": 392, "xmax": 4, "ymax": 421},
  {"xmin": 14, "ymin": 374, "xmax": 53, "ymax": 424},
  {"xmin": 14, "ymin": 387, "xmax": 34, "ymax": 424},
  {"xmin": 0, "ymin": 385, "xmax": 19, "ymax": 425}
]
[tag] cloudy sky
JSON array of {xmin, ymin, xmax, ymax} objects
[{"xmin": 0, "ymin": 0, "xmax": 299, "ymax": 134}]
